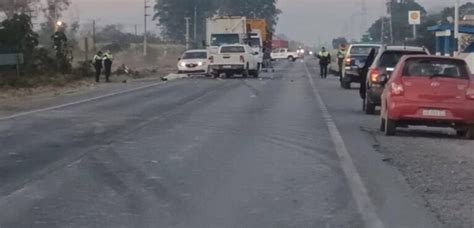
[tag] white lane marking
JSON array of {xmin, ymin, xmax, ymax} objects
[
  {"xmin": 0, "ymin": 81, "xmax": 166, "ymax": 121},
  {"xmin": 304, "ymin": 62, "xmax": 385, "ymax": 228}
]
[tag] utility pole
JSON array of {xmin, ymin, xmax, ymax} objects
[
  {"xmin": 454, "ymin": 0, "xmax": 460, "ymax": 56},
  {"xmin": 92, "ymin": 20, "xmax": 96, "ymax": 54},
  {"xmin": 380, "ymin": 17, "xmax": 384, "ymax": 43},
  {"xmin": 387, "ymin": 0, "xmax": 394, "ymax": 44},
  {"xmin": 144, "ymin": 0, "xmax": 150, "ymax": 56},
  {"xmin": 185, "ymin": 17, "xmax": 191, "ymax": 50},
  {"xmin": 194, "ymin": 5, "xmax": 197, "ymax": 48},
  {"xmin": 361, "ymin": 0, "xmax": 368, "ymax": 36}
]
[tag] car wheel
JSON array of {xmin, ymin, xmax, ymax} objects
[
  {"xmin": 364, "ymin": 97, "xmax": 376, "ymax": 115},
  {"xmin": 380, "ymin": 118, "xmax": 386, "ymax": 132},
  {"xmin": 243, "ymin": 64, "xmax": 249, "ymax": 78},
  {"xmin": 342, "ymin": 81, "xmax": 351, "ymax": 89},
  {"xmin": 464, "ymin": 125, "xmax": 474, "ymax": 140},
  {"xmin": 288, "ymin": 56, "xmax": 295, "ymax": 62},
  {"xmin": 385, "ymin": 118, "xmax": 397, "ymax": 136}
]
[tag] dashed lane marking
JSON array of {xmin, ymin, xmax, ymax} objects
[{"xmin": 304, "ymin": 62, "xmax": 385, "ymax": 228}]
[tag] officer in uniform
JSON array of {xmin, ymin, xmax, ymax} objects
[
  {"xmin": 93, "ymin": 51, "xmax": 103, "ymax": 82},
  {"xmin": 317, "ymin": 47, "xmax": 331, "ymax": 79},
  {"xmin": 337, "ymin": 45, "xmax": 346, "ymax": 78},
  {"xmin": 103, "ymin": 50, "xmax": 114, "ymax": 82}
]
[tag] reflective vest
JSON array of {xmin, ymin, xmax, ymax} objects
[
  {"xmin": 103, "ymin": 53, "xmax": 113, "ymax": 61},
  {"xmin": 93, "ymin": 55, "xmax": 102, "ymax": 61},
  {"xmin": 319, "ymin": 51, "xmax": 329, "ymax": 58},
  {"xmin": 337, "ymin": 50, "xmax": 345, "ymax": 59}
]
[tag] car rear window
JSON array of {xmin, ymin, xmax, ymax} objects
[
  {"xmin": 350, "ymin": 46, "xmax": 380, "ymax": 55},
  {"xmin": 220, "ymin": 46, "xmax": 245, "ymax": 53},
  {"xmin": 379, "ymin": 51, "xmax": 427, "ymax": 68},
  {"xmin": 403, "ymin": 58, "xmax": 469, "ymax": 79},
  {"xmin": 182, "ymin": 52, "xmax": 207, "ymax": 59}
]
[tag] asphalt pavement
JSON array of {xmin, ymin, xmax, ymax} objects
[{"xmin": 0, "ymin": 59, "xmax": 464, "ymax": 228}]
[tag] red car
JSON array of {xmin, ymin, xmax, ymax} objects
[{"xmin": 380, "ymin": 55, "xmax": 474, "ymax": 139}]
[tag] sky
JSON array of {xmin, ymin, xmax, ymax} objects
[{"xmin": 66, "ymin": 0, "xmax": 461, "ymax": 45}]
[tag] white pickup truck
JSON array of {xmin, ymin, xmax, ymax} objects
[
  {"xmin": 209, "ymin": 44, "xmax": 260, "ymax": 78},
  {"xmin": 271, "ymin": 48, "xmax": 299, "ymax": 62}
]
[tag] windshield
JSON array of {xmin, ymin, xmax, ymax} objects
[
  {"xmin": 248, "ymin": 38, "xmax": 261, "ymax": 47},
  {"xmin": 350, "ymin": 46, "xmax": 380, "ymax": 55},
  {"xmin": 182, "ymin": 52, "xmax": 207, "ymax": 59},
  {"xmin": 220, "ymin": 46, "xmax": 245, "ymax": 53},
  {"xmin": 211, "ymin": 34, "xmax": 240, "ymax": 46},
  {"xmin": 379, "ymin": 51, "xmax": 427, "ymax": 68},
  {"xmin": 403, "ymin": 58, "xmax": 469, "ymax": 79}
]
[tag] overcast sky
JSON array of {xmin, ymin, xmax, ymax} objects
[{"xmin": 67, "ymin": 0, "xmax": 461, "ymax": 45}]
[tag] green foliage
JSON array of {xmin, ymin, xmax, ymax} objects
[
  {"xmin": 332, "ymin": 37, "xmax": 348, "ymax": 49},
  {"xmin": 0, "ymin": 14, "xmax": 39, "ymax": 67},
  {"xmin": 153, "ymin": 0, "xmax": 280, "ymax": 42}
]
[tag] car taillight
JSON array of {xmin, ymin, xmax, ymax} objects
[
  {"xmin": 208, "ymin": 56, "xmax": 214, "ymax": 63},
  {"xmin": 240, "ymin": 55, "xmax": 245, "ymax": 63},
  {"xmin": 369, "ymin": 68, "xmax": 380, "ymax": 83},
  {"xmin": 390, "ymin": 82, "xmax": 404, "ymax": 96},
  {"xmin": 466, "ymin": 87, "xmax": 474, "ymax": 100},
  {"xmin": 345, "ymin": 56, "xmax": 352, "ymax": 66}
]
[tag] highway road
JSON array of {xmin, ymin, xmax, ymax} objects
[{"xmin": 0, "ymin": 59, "xmax": 472, "ymax": 227}]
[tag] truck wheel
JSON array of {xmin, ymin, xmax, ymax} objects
[{"xmin": 384, "ymin": 118, "xmax": 397, "ymax": 136}]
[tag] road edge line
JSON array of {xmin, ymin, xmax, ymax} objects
[
  {"xmin": 304, "ymin": 62, "xmax": 385, "ymax": 228},
  {"xmin": 0, "ymin": 81, "xmax": 166, "ymax": 121}
]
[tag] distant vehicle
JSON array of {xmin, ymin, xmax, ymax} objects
[
  {"xmin": 206, "ymin": 16, "xmax": 247, "ymax": 53},
  {"xmin": 208, "ymin": 44, "xmax": 260, "ymax": 78},
  {"xmin": 341, "ymin": 43, "xmax": 383, "ymax": 89},
  {"xmin": 177, "ymin": 50, "xmax": 210, "ymax": 76},
  {"xmin": 271, "ymin": 48, "xmax": 299, "ymax": 62},
  {"xmin": 363, "ymin": 46, "xmax": 430, "ymax": 114},
  {"xmin": 246, "ymin": 19, "xmax": 272, "ymax": 68},
  {"xmin": 380, "ymin": 55, "xmax": 474, "ymax": 139}
]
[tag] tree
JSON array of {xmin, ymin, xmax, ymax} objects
[
  {"xmin": 0, "ymin": 0, "xmax": 39, "ymax": 19},
  {"xmin": 332, "ymin": 37, "xmax": 348, "ymax": 49},
  {"xmin": 0, "ymin": 14, "xmax": 38, "ymax": 54}
]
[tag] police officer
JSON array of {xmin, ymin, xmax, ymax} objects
[
  {"xmin": 337, "ymin": 45, "xmax": 346, "ymax": 78},
  {"xmin": 317, "ymin": 47, "xmax": 331, "ymax": 79},
  {"xmin": 93, "ymin": 51, "xmax": 103, "ymax": 83},
  {"xmin": 103, "ymin": 50, "xmax": 114, "ymax": 82}
]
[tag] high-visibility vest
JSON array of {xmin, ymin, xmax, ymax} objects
[
  {"xmin": 103, "ymin": 53, "xmax": 114, "ymax": 61},
  {"xmin": 93, "ymin": 55, "xmax": 102, "ymax": 61},
  {"xmin": 319, "ymin": 51, "xmax": 329, "ymax": 57},
  {"xmin": 337, "ymin": 50, "xmax": 345, "ymax": 59}
]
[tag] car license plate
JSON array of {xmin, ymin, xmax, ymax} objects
[
  {"xmin": 223, "ymin": 65, "xmax": 232, "ymax": 69},
  {"xmin": 422, "ymin": 109, "xmax": 446, "ymax": 117}
]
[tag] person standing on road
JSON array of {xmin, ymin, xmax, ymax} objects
[
  {"xmin": 263, "ymin": 47, "xmax": 274, "ymax": 72},
  {"xmin": 317, "ymin": 47, "xmax": 331, "ymax": 79},
  {"xmin": 359, "ymin": 48, "xmax": 376, "ymax": 99},
  {"xmin": 93, "ymin": 51, "xmax": 103, "ymax": 83},
  {"xmin": 103, "ymin": 50, "xmax": 114, "ymax": 83},
  {"xmin": 337, "ymin": 45, "xmax": 346, "ymax": 79}
]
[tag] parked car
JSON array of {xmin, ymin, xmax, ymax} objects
[
  {"xmin": 380, "ymin": 55, "xmax": 474, "ymax": 139},
  {"xmin": 208, "ymin": 44, "xmax": 260, "ymax": 78},
  {"xmin": 341, "ymin": 43, "xmax": 382, "ymax": 89},
  {"xmin": 177, "ymin": 50, "xmax": 210, "ymax": 76},
  {"xmin": 271, "ymin": 48, "xmax": 299, "ymax": 62},
  {"xmin": 363, "ymin": 46, "xmax": 430, "ymax": 114}
]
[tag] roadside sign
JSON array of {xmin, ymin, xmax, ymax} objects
[{"xmin": 409, "ymin": 11, "xmax": 421, "ymax": 25}]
